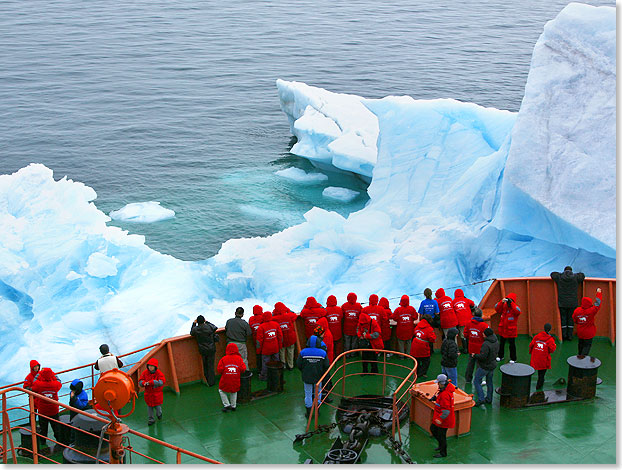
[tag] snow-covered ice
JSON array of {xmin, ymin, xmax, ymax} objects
[
  {"xmin": 275, "ymin": 167, "xmax": 329, "ymax": 183},
  {"xmin": 109, "ymin": 201, "xmax": 175, "ymax": 223},
  {"xmin": 322, "ymin": 187, "xmax": 360, "ymax": 203},
  {"xmin": 0, "ymin": 3, "xmax": 615, "ymax": 386}
]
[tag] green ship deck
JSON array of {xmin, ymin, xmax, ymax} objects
[{"xmin": 13, "ymin": 336, "xmax": 616, "ymax": 464}]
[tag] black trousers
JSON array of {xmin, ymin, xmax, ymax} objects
[
  {"xmin": 430, "ymin": 423, "xmax": 448, "ymax": 456},
  {"xmin": 536, "ymin": 369, "xmax": 546, "ymax": 390},
  {"xmin": 415, "ymin": 356, "xmax": 430, "ymax": 376},
  {"xmin": 464, "ymin": 354, "xmax": 477, "ymax": 382},
  {"xmin": 578, "ymin": 338, "xmax": 593, "ymax": 356},
  {"xmin": 362, "ymin": 351, "xmax": 378, "ymax": 373},
  {"xmin": 559, "ymin": 307, "xmax": 574, "ymax": 339},
  {"xmin": 498, "ymin": 336, "xmax": 516, "ymax": 361},
  {"xmin": 201, "ymin": 351, "xmax": 216, "ymax": 386},
  {"xmin": 39, "ymin": 414, "xmax": 60, "ymax": 443}
]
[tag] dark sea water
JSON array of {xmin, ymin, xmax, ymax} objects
[{"xmin": 0, "ymin": 0, "xmax": 613, "ymax": 260}]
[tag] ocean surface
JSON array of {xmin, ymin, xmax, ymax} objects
[{"xmin": 0, "ymin": 0, "xmax": 613, "ymax": 261}]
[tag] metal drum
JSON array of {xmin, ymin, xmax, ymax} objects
[
  {"xmin": 566, "ymin": 355, "xmax": 601, "ymax": 399},
  {"xmin": 238, "ymin": 371, "xmax": 253, "ymax": 403},
  {"xmin": 497, "ymin": 362, "xmax": 535, "ymax": 408},
  {"xmin": 266, "ymin": 361, "xmax": 284, "ymax": 393}
]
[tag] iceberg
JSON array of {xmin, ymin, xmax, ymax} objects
[
  {"xmin": 109, "ymin": 201, "xmax": 175, "ymax": 223},
  {"xmin": 0, "ymin": 3, "xmax": 615, "ymax": 386},
  {"xmin": 322, "ymin": 187, "xmax": 360, "ymax": 203},
  {"xmin": 274, "ymin": 167, "xmax": 328, "ymax": 183}
]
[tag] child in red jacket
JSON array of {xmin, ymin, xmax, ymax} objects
[
  {"xmin": 572, "ymin": 287, "xmax": 602, "ymax": 356},
  {"xmin": 529, "ymin": 323, "xmax": 557, "ymax": 390},
  {"xmin": 410, "ymin": 314, "xmax": 436, "ymax": 378},
  {"xmin": 138, "ymin": 358, "xmax": 166, "ymax": 425},
  {"xmin": 217, "ymin": 343, "xmax": 247, "ymax": 412}
]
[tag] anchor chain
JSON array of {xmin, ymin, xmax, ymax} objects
[
  {"xmin": 293, "ymin": 422, "xmax": 339, "ymax": 443},
  {"xmin": 386, "ymin": 436, "xmax": 415, "ymax": 464}
]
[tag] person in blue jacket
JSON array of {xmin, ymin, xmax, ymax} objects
[
  {"xmin": 69, "ymin": 379, "xmax": 90, "ymax": 419},
  {"xmin": 419, "ymin": 288, "xmax": 440, "ymax": 353},
  {"xmin": 297, "ymin": 335, "xmax": 330, "ymax": 418}
]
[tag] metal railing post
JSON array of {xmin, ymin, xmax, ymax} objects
[
  {"xmin": 2, "ymin": 393, "xmax": 7, "ymax": 464},
  {"xmin": 342, "ymin": 355, "xmax": 346, "ymax": 395},
  {"xmin": 382, "ymin": 352, "xmax": 387, "ymax": 395},
  {"xmin": 28, "ymin": 394, "xmax": 38, "ymax": 464},
  {"xmin": 313, "ymin": 383, "xmax": 319, "ymax": 429}
]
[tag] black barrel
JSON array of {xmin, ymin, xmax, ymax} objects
[
  {"xmin": 566, "ymin": 355, "xmax": 601, "ymax": 399},
  {"xmin": 238, "ymin": 370, "xmax": 253, "ymax": 403},
  {"xmin": 497, "ymin": 362, "xmax": 535, "ymax": 408},
  {"xmin": 57, "ymin": 414, "xmax": 72, "ymax": 445},
  {"xmin": 63, "ymin": 410, "xmax": 110, "ymax": 464},
  {"xmin": 18, "ymin": 427, "xmax": 45, "ymax": 458},
  {"xmin": 266, "ymin": 361, "xmax": 284, "ymax": 392}
]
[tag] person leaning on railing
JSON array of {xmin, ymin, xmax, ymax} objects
[
  {"xmin": 95, "ymin": 344, "xmax": 124, "ymax": 374},
  {"xmin": 31, "ymin": 368, "xmax": 62, "ymax": 454}
]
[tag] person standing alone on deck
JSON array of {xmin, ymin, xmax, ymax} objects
[
  {"xmin": 529, "ymin": 323, "xmax": 557, "ymax": 390},
  {"xmin": 138, "ymin": 358, "xmax": 166, "ymax": 425},
  {"xmin": 190, "ymin": 315, "xmax": 219, "ymax": 386},
  {"xmin": 551, "ymin": 266, "xmax": 585, "ymax": 341},
  {"xmin": 495, "ymin": 293, "xmax": 521, "ymax": 363}
]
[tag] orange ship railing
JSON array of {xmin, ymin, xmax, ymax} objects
[
  {"xmin": 0, "ymin": 386, "xmax": 221, "ymax": 464},
  {"xmin": 308, "ymin": 349, "xmax": 417, "ymax": 443}
]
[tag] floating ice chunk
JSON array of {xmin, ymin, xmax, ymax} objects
[
  {"xmin": 85, "ymin": 253, "xmax": 119, "ymax": 278},
  {"xmin": 109, "ymin": 201, "xmax": 175, "ymax": 223},
  {"xmin": 322, "ymin": 187, "xmax": 360, "ymax": 203},
  {"xmin": 66, "ymin": 271, "xmax": 82, "ymax": 281},
  {"xmin": 275, "ymin": 167, "xmax": 328, "ymax": 183}
]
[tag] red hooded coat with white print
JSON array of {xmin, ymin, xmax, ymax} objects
[
  {"xmin": 342, "ymin": 293, "xmax": 362, "ymax": 336},
  {"xmin": 31, "ymin": 368, "xmax": 61, "ymax": 416},
  {"xmin": 435, "ymin": 288, "xmax": 458, "ymax": 329},
  {"xmin": 356, "ymin": 313, "xmax": 384, "ymax": 349},
  {"xmin": 256, "ymin": 311, "xmax": 283, "ymax": 355},
  {"xmin": 572, "ymin": 291, "xmax": 602, "ymax": 340},
  {"xmin": 410, "ymin": 318, "xmax": 436, "ymax": 357},
  {"xmin": 452, "ymin": 289, "xmax": 475, "ymax": 326},
  {"xmin": 316, "ymin": 317, "xmax": 334, "ymax": 362},
  {"xmin": 272, "ymin": 302, "xmax": 298, "ymax": 348},
  {"xmin": 392, "ymin": 295, "xmax": 418, "ymax": 340},
  {"xmin": 362, "ymin": 295, "xmax": 385, "ymax": 333},
  {"xmin": 217, "ymin": 343, "xmax": 247, "ymax": 393},
  {"xmin": 529, "ymin": 331, "xmax": 557, "ymax": 370},
  {"xmin": 378, "ymin": 297, "xmax": 392, "ymax": 341},
  {"xmin": 300, "ymin": 296, "xmax": 327, "ymax": 339},
  {"xmin": 495, "ymin": 293, "xmax": 521, "ymax": 338},
  {"xmin": 138, "ymin": 358, "xmax": 166, "ymax": 407},
  {"xmin": 249, "ymin": 305, "xmax": 264, "ymax": 341},
  {"xmin": 325, "ymin": 295, "xmax": 343, "ymax": 342}
]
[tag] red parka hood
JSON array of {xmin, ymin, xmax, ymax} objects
[
  {"xmin": 317, "ymin": 317, "xmax": 329, "ymax": 330},
  {"xmin": 273, "ymin": 302, "xmax": 289, "ymax": 315},
  {"xmin": 326, "ymin": 295, "xmax": 337, "ymax": 307},
  {"xmin": 580, "ymin": 297, "xmax": 593, "ymax": 309},
  {"xmin": 454, "ymin": 289, "xmax": 464, "ymax": 298},
  {"xmin": 417, "ymin": 318, "xmax": 432, "ymax": 329},
  {"xmin": 507, "ymin": 293, "xmax": 517, "ymax": 303},
  {"xmin": 347, "ymin": 292, "xmax": 357, "ymax": 303},
  {"xmin": 147, "ymin": 358, "xmax": 159, "ymax": 369},
  {"xmin": 225, "ymin": 343, "xmax": 240, "ymax": 356},
  {"xmin": 379, "ymin": 297, "xmax": 390, "ymax": 309},
  {"xmin": 30, "ymin": 360, "xmax": 40, "ymax": 372},
  {"xmin": 304, "ymin": 296, "xmax": 322, "ymax": 309},
  {"xmin": 368, "ymin": 294, "xmax": 379, "ymax": 306},
  {"xmin": 444, "ymin": 382, "xmax": 457, "ymax": 392},
  {"xmin": 261, "ymin": 311, "xmax": 273, "ymax": 322},
  {"xmin": 435, "ymin": 288, "xmax": 445, "ymax": 299},
  {"xmin": 252, "ymin": 305, "xmax": 263, "ymax": 316},
  {"xmin": 399, "ymin": 295, "xmax": 410, "ymax": 307},
  {"xmin": 358, "ymin": 312, "xmax": 371, "ymax": 326},
  {"xmin": 38, "ymin": 368, "xmax": 56, "ymax": 381}
]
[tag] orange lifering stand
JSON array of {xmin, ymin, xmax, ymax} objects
[{"xmin": 93, "ymin": 369, "xmax": 137, "ymax": 464}]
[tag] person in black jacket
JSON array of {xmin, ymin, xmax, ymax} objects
[
  {"xmin": 440, "ymin": 327, "xmax": 459, "ymax": 386},
  {"xmin": 471, "ymin": 328, "xmax": 499, "ymax": 407},
  {"xmin": 296, "ymin": 335, "xmax": 330, "ymax": 417},
  {"xmin": 551, "ymin": 266, "xmax": 585, "ymax": 341},
  {"xmin": 190, "ymin": 315, "xmax": 219, "ymax": 386}
]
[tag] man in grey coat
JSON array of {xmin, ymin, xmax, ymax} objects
[{"xmin": 225, "ymin": 307, "xmax": 253, "ymax": 367}]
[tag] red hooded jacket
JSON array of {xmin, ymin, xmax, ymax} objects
[
  {"xmin": 300, "ymin": 297, "xmax": 327, "ymax": 339},
  {"xmin": 392, "ymin": 295, "xmax": 417, "ymax": 340},
  {"xmin": 342, "ymin": 293, "xmax": 362, "ymax": 336},
  {"xmin": 495, "ymin": 293, "xmax": 521, "ymax": 338},
  {"xmin": 316, "ymin": 317, "xmax": 334, "ymax": 362},
  {"xmin": 272, "ymin": 302, "xmax": 298, "ymax": 348},
  {"xmin": 378, "ymin": 297, "xmax": 392, "ymax": 341},
  {"xmin": 217, "ymin": 343, "xmax": 247, "ymax": 393},
  {"xmin": 529, "ymin": 331, "xmax": 557, "ymax": 370},
  {"xmin": 249, "ymin": 305, "xmax": 264, "ymax": 341},
  {"xmin": 435, "ymin": 288, "xmax": 458, "ymax": 329},
  {"xmin": 256, "ymin": 311, "xmax": 283, "ymax": 355},
  {"xmin": 572, "ymin": 291, "xmax": 602, "ymax": 339},
  {"xmin": 31, "ymin": 368, "xmax": 61, "ymax": 416},
  {"xmin": 24, "ymin": 359, "xmax": 40, "ymax": 390},
  {"xmin": 432, "ymin": 382, "xmax": 456, "ymax": 429},
  {"xmin": 138, "ymin": 358, "xmax": 166, "ymax": 407},
  {"xmin": 452, "ymin": 289, "xmax": 475, "ymax": 326},
  {"xmin": 362, "ymin": 295, "xmax": 385, "ymax": 334},
  {"xmin": 410, "ymin": 318, "xmax": 436, "ymax": 357},
  {"xmin": 325, "ymin": 295, "xmax": 343, "ymax": 341},
  {"xmin": 464, "ymin": 317, "xmax": 488, "ymax": 354},
  {"xmin": 356, "ymin": 313, "xmax": 384, "ymax": 349}
]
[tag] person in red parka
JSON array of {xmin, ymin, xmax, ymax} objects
[
  {"xmin": 378, "ymin": 297, "xmax": 393, "ymax": 349},
  {"xmin": 315, "ymin": 317, "xmax": 334, "ymax": 363},
  {"xmin": 452, "ymin": 289, "xmax": 475, "ymax": 353},
  {"xmin": 435, "ymin": 288, "xmax": 458, "ymax": 341},
  {"xmin": 392, "ymin": 295, "xmax": 418, "ymax": 356},
  {"xmin": 325, "ymin": 295, "xmax": 343, "ymax": 356},
  {"xmin": 495, "ymin": 293, "xmax": 521, "ymax": 362},
  {"xmin": 217, "ymin": 343, "xmax": 247, "ymax": 412},
  {"xmin": 572, "ymin": 287, "xmax": 602, "ymax": 357},
  {"xmin": 256, "ymin": 311, "xmax": 283, "ymax": 380},
  {"xmin": 24, "ymin": 359, "xmax": 41, "ymax": 391},
  {"xmin": 249, "ymin": 305, "xmax": 264, "ymax": 372},
  {"xmin": 342, "ymin": 293, "xmax": 362, "ymax": 357},
  {"xmin": 32, "ymin": 367, "xmax": 61, "ymax": 450},
  {"xmin": 463, "ymin": 308, "xmax": 488, "ymax": 383},
  {"xmin": 300, "ymin": 296, "xmax": 326, "ymax": 340},
  {"xmin": 428, "ymin": 373, "xmax": 455, "ymax": 458},
  {"xmin": 356, "ymin": 312, "xmax": 383, "ymax": 374},
  {"xmin": 362, "ymin": 294, "xmax": 385, "ymax": 342},
  {"xmin": 410, "ymin": 314, "xmax": 436, "ymax": 377},
  {"xmin": 138, "ymin": 358, "xmax": 166, "ymax": 425},
  {"xmin": 529, "ymin": 323, "xmax": 557, "ymax": 390},
  {"xmin": 272, "ymin": 302, "xmax": 298, "ymax": 370}
]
